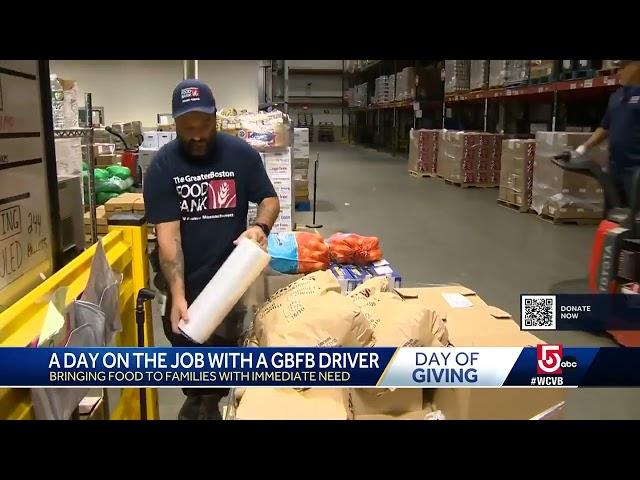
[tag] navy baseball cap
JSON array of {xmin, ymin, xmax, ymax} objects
[{"xmin": 172, "ymin": 79, "xmax": 217, "ymax": 118}]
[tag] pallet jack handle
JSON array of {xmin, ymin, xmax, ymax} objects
[{"xmin": 135, "ymin": 288, "xmax": 155, "ymax": 420}]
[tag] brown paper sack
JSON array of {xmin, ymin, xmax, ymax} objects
[{"xmin": 254, "ymin": 270, "xmax": 373, "ymax": 347}]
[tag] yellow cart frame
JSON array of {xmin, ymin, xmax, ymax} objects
[{"xmin": 0, "ymin": 223, "xmax": 159, "ymax": 420}]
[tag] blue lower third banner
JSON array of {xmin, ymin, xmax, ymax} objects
[
  {"xmin": 520, "ymin": 293, "xmax": 640, "ymax": 331},
  {"xmin": 2, "ymin": 346, "xmax": 640, "ymax": 388}
]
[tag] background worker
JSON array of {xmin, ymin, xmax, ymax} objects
[
  {"xmin": 577, "ymin": 60, "xmax": 640, "ymax": 204},
  {"xmin": 143, "ymin": 79, "xmax": 279, "ymax": 420}
]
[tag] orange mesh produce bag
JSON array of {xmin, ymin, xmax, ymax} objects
[{"xmin": 327, "ymin": 232, "xmax": 383, "ymax": 265}]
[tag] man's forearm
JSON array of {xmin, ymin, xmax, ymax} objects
[
  {"xmin": 159, "ymin": 237, "xmax": 186, "ymax": 299},
  {"xmin": 584, "ymin": 127, "xmax": 608, "ymax": 149},
  {"xmin": 255, "ymin": 196, "xmax": 280, "ymax": 229}
]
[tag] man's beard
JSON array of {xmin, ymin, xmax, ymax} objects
[{"xmin": 178, "ymin": 136, "xmax": 215, "ymax": 158}]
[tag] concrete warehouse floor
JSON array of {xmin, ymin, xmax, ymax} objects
[{"xmin": 151, "ymin": 142, "xmax": 640, "ymax": 420}]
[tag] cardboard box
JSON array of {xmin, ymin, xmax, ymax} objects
[
  {"xmin": 329, "ymin": 263, "xmax": 359, "ymax": 293},
  {"xmin": 142, "ymin": 131, "xmax": 159, "ymax": 149},
  {"xmin": 236, "ymin": 388, "xmax": 352, "ymax": 420},
  {"xmin": 84, "ymin": 205, "xmax": 107, "ymax": 226},
  {"xmin": 499, "ymin": 139, "xmax": 536, "ymax": 211},
  {"xmin": 428, "ymin": 386, "xmax": 565, "ymax": 420},
  {"xmin": 396, "ymin": 284, "xmax": 490, "ymax": 318},
  {"xmin": 104, "ymin": 192, "xmax": 144, "ymax": 214},
  {"xmin": 437, "ymin": 131, "xmax": 502, "ymax": 185},
  {"xmin": 350, "ymin": 388, "xmax": 423, "ymax": 416},
  {"xmin": 444, "ymin": 61, "xmax": 470, "ymax": 94},
  {"xmin": 408, "ymin": 129, "xmax": 440, "ymax": 174},
  {"xmin": 95, "ymin": 154, "xmax": 119, "ymax": 167},
  {"xmin": 157, "ymin": 132, "xmax": 173, "ymax": 147},
  {"xmin": 355, "ymin": 409, "xmax": 439, "ymax": 420}
]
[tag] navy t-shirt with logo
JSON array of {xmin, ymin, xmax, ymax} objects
[
  {"xmin": 143, "ymin": 133, "xmax": 277, "ymax": 303},
  {"xmin": 600, "ymin": 85, "xmax": 640, "ymax": 174}
]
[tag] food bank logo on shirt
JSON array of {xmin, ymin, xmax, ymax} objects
[{"xmin": 173, "ymin": 171, "xmax": 236, "ymax": 214}]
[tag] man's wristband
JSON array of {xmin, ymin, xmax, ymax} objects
[{"xmin": 251, "ymin": 222, "xmax": 271, "ymax": 237}]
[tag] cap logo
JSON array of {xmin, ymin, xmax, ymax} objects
[{"xmin": 181, "ymin": 87, "xmax": 200, "ymax": 103}]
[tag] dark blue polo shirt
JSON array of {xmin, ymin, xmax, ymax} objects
[{"xmin": 601, "ymin": 85, "xmax": 640, "ymax": 174}]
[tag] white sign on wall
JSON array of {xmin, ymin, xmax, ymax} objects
[{"xmin": 0, "ymin": 60, "xmax": 54, "ymax": 309}]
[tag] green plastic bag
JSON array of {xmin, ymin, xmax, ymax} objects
[
  {"xmin": 106, "ymin": 165, "xmax": 131, "ymax": 180},
  {"xmin": 94, "ymin": 168, "xmax": 109, "ymax": 182},
  {"xmin": 97, "ymin": 191, "xmax": 120, "ymax": 205},
  {"xmin": 95, "ymin": 176, "xmax": 133, "ymax": 194}
]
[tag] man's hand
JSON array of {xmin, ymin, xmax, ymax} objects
[
  {"xmin": 170, "ymin": 295, "xmax": 189, "ymax": 334},
  {"xmin": 234, "ymin": 225, "xmax": 267, "ymax": 249},
  {"xmin": 575, "ymin": 144, "xmax": 587, "ymax": 156}
]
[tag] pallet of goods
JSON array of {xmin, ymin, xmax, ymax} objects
[
  {"xmin": 528, "ymin": 60, "xmax": 556, "ymax": 84},
  {"xmin": 531, "ymin": 132, "xmax": 606, "ymax": 224},
  {"xmin": 436, "ymin": 131, "xmax": 502, "ymax": 187},
  {"xmin": 558, "ymin": 60, "xmax": 600, "ymax": 81},
  {"xmin": 396, "ymin": 67, "xmax": 416, "ymax": 100},
  {"xmin": 504, "ymin": 60, "xmax": 529, "ymax": 87},
  {"xmin": 408, "ymin": 129, "xmax": 440, "ymax": 177},
  {"xmin": 489, "ymin": 60, "xmax": 507, "ymax": 88},
  {"xmin": 469, "ymin": 60, "xmax": 489, "ymax": 90},
  {"xmin": 444, "ymin": 61, "xmax": 470, "ymax": 94},
  {"xmin": 498, "ymin": 139, "xmax": 536, "ymax": 212}
]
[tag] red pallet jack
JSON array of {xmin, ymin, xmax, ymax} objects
[{"xmin": 552, "ymin": 152, "xmax": 640, "ymax": 346}]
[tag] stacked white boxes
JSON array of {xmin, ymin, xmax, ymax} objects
[
  {"xmin": 263, "ymin": 148, "xmax": 294, "ymax": 233},
  {"xmin": 293, "ymin": 128, "xmax": 310, "ymax": 204},
  {"xmin": 388, "ymin": 74, "xmax": 396, "ymax": 102},
  {"xmin": 374, "ymin": 76, "xmax": 392, "ymax": 104}
]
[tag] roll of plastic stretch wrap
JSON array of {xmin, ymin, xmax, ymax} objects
[{"xmin": 179, "ymin": 237, "xmax": 270, "ymax": 344}]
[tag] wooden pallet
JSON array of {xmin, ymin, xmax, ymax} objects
[
  {"xmin": 497, "ymin": 198, "xmax": 528, "ymax": 212},
  {"xmin": 535, "ymin": 213, "xmax": 601, "ymax": 225},
  {"xmin": 408, "ymin": 170, "xmax": 435, "ymax": 178},
  {"xmin": 529, "ymin": 75, "xmax": 557, "ymax": 85},
  {"xmin": 559, "ymin": 69, "xmax": 595, "ymax": 81},
  {"xmin": 598, "ymin": 67, "xmax": 620, "ymax": 77},
  {"xmin": 443, "ymin": 178, "xmax": 498, "ymax": 189}
]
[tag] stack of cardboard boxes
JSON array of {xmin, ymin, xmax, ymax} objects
[
  {"xmin": 111, "ymin": 121, "xmax": 143, "ymax": 149},
  {"xmin": 437, "ymin": 131, "xmax": 503, "ymax": 185},
  {"xmin": 258, "ymin": 148, "xmax": 294, "ymax": 233},
  {"xmin": 104, "ymin": 192, "xmax": 145, "ymax": 216},
  {"xmin": 329, "ymin": 259, "xmax": 402, "ymax": 294},
  {"xmin": 489, "ymin": 60, "xmax": 507, "ymax": 88},
  {"xmin": 408, "ymin": 129, "xmax": 440, "ymax": 175},
  {"xmin": 84, "ymin": 205, "xmax": 108, "ymax": 236},
  {"xmin": 444, "ymin": 61, "xmax": 470, "ymax": 94},
  {"xmin": 395, "ymin": 67, "xmax": 416, "ymax": 100},
  {"xmin": 234, "ymin": 281, "xmax": 565, "ymax": 420},
  {"xmin": 505, "ymin": 60, "xmax": 529, "ymax": 85},
  {"xmin": 498, "ymin": 139, "xmax": 536, "ymax": 211},
  {"xmin": 293, "ymin": 128, "xmax": 310, "ymax": 205},
  {"xmin": 470, "ymin": 60, "xmax": 489, "ymax": 90},
  {"xmin": 373, "ymin": 76, "xmax": 392, "ymax": 104},
  {"xmin": 529, "ymin": 60, "xmax": 556, "ymax": 81},
  {"xmin": 531, "ymin": 132, "xmax": 605, "ymax": 221}
]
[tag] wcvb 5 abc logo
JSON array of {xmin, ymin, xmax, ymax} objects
[{"xmin": 536, "ymin": 344, "xmax": 578, "ymax": 375}]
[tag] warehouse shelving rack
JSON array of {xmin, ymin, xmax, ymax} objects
[
  {"xmin": 344, "ymin": 60, "xmax": 443, "ymax": 155},
  {"xmin": 443, "ymin": 71, "xmax": 620, "ymax": 134},
  {"xmin": 54, "ymin": 93, "xmax": 99, "ymax": 245},
  {"xmin": 264, "ymin": 61, "xmax": 347, "ymax": 141}
]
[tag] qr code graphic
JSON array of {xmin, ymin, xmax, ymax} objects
[{"xmin": 521, "ymin": 295, "xmax": 556, "ymax": 330}]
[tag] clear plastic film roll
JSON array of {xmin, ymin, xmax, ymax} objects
[{"xmin": 179, "ymin": 237, "xmax": 271, "ymax": 344}]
